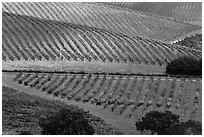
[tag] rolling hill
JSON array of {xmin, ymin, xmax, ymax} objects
[
  {"xmin": 100, "ymin": 2, "xmax": 202, "ymax": 22},
  {"xmin": 2, "ymin": 2, "xmax": 201, "ymax": 43},
  {"xmin": 2, "ymin": 12, "xmax": 201, "ymax": 74},
  {"xmin": 4, "ymin": 72, "xmax": 202, "ymax": 123},
  {"xmin": 2, "ymin": 2, "xmax": 202, "ymax": 135}
]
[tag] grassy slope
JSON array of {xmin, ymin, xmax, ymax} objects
[{"xmin": 2, "ymin": 86, "xmax": 122, "ymax": 135}]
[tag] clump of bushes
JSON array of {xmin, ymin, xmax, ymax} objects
[
  {"xmin": 163, "ymin": 120, "xmax": 202, "ymax": 135},
  {"xmin": 17, "ymin": 80, "xmax": 23, "ymax": 84},
  {"xmin": 136, "ymin": 111, "xmax": 179, "ymax": 135},
  {"xmin": 166, "ymin": 56, "xmax": 202, "ymax": 76},
  {"xmin": 135, "ymin": 111, "xmax": 202, "ymax": 135},
  {"xmin": 176, "ymin": 34, "xmax": 202, "ymax": 50},
  {"xmin": 39, "ymin": 108, "xmax": 95, "ymax": 135}
]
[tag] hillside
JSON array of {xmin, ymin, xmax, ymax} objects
[
  {"xmin": 2, "ymin": 2, "xmax": 201, "ymax": 43},
  {"xmin": 4, "ymin": 72, "xmax": 202, "ymax": 123},
  {"xmin": 2, "ymin": 2, "xmax": 202, "ymax": 135},
  {"xmin": 2, "ymin": 72, "xmax": 141, "ymax": 135},
  {"xmin": 2, "ymin": 86, "xmax": 122, "ymax": 135},
  {"xmin": 100, "ymin": 2, "xmax": 202, "ymax": 22},
  {"xmin": 2, "ymin": 12, "xmax": 201, "ymax": 74}
]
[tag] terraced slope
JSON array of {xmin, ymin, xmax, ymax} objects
[
  {"xmin": 2, "ymin": 12, "xmax": 201, "ymax": 73},
  {"xmin": 101, "ymin": 2, "xmax": 202, "ymax": 22},
  {"xmin": 2, "ymin": 2, "xmax": 201, "ymax": 42},
  {"xmin": 11, "ymin": 72, "xmax": 202, "ymax": 123}
]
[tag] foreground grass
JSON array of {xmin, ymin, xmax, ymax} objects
[{"xmin": 2, "ymin": 86, "xmax": 122, "ymax": 135}]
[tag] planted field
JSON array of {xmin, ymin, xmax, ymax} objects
[
  {"xmin": 1, "ymin": 2, "xmax": 202, "ymax": 135},
  {"xmin": 2, "ymin": 2, "xmax": 201, "ymax": 42},
  {"xmin": 2, "ymin": 12, "xmax": 201, "ymax": 72},
  {"xmin": 101, "ymin": 2, "xmax": 202, "ymax": 22},
  {"xmin": 11, "ymin": 72, "xmax": 202, "ymax": 123}
]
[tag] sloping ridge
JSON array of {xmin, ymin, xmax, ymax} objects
[
  {"xmin": 2, "ymin": 2, "xmax": 201, "ymax": 43},
  {"xmin": 2, "ymin": 12, "xmax": 201, "ymax": 69},
  {"xmin": 100, "ymin": 2, "xmax": 202, "ymax": 22}
]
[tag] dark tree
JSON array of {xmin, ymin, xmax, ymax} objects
[
  {"xmin": 39, "ymin": 108, "xmax": 94, "ymax": 135},
  {"xmin": 135, "ymin": 111, "xmax": 179, "ymax": 135},
  {"xmin": 166, "ymin": 56, "xmax": 202, "ymax": 76},
  {"xmin": 164, "ymin": 120, "xmax": 202, "ymax": 135}
]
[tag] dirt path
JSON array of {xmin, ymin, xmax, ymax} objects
[{"xmin": 2, "ymin": 73, "xmax": 139, "ymax": 135}]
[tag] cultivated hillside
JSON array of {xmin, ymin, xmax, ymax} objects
[
  {"xmin": 2, "ymin": 12, "xmax": 201, "ymax": 74},
  {"xmin": 2, "ymin": 2, "xmax": 201, "ymax": 43},
  {"xmin": 2, "ymin": 2, "xmax": 202, "ymax": 135},
  {"xmin": 6, "ymin": 72, "xmax": 203, "ymax": 123},
  {"xmin": 101, "ymin": 2, "xmax": 202, "ymax": 22}
]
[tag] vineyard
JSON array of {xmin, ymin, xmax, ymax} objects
[
  {"xmin": 2, "ymin": 2, "xmax": 202, "ymax": 135},
  {"xmin": 2, "ymin": 12, "xmax": 201, "ymax": 72},
  {"xmin": 8, "ymin": 72, "xmax": 201, "ymax": 123},
  {"xmin": 2, "ymin": 2, "xmax": 201, "ymax": 43},
  {"xmin": 101, "ymin": 2, "xmax": 202, "ymax": 22}
]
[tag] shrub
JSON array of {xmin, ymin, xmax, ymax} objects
[
  {"xmin": 39, "ymin": 108, "xmax": 94, "ymax": 135},
  {"xmin": 135, "ymin": 111, "xmax": 180, "ymax": 135},
  {"xmin": 18, "ymin": 80, "xmax": 22, "ymax": 84},
  {"xmin": 24, "ymin": 82, "xmax": 28, "ymax": 86},
  {"xmin": 136, "ymin": 111, "xmax": 202, "ymax": 135},
  {"xmin": 163, "ymin": 120, "xmax": 202, "ymax": 135},
  {"xmin": 176, "ymin": 34, "xmax": 202, "ymax": 50},
  {"xmin": 166, "ymin": 56, "xmax": 202, "ymax": 76}
]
